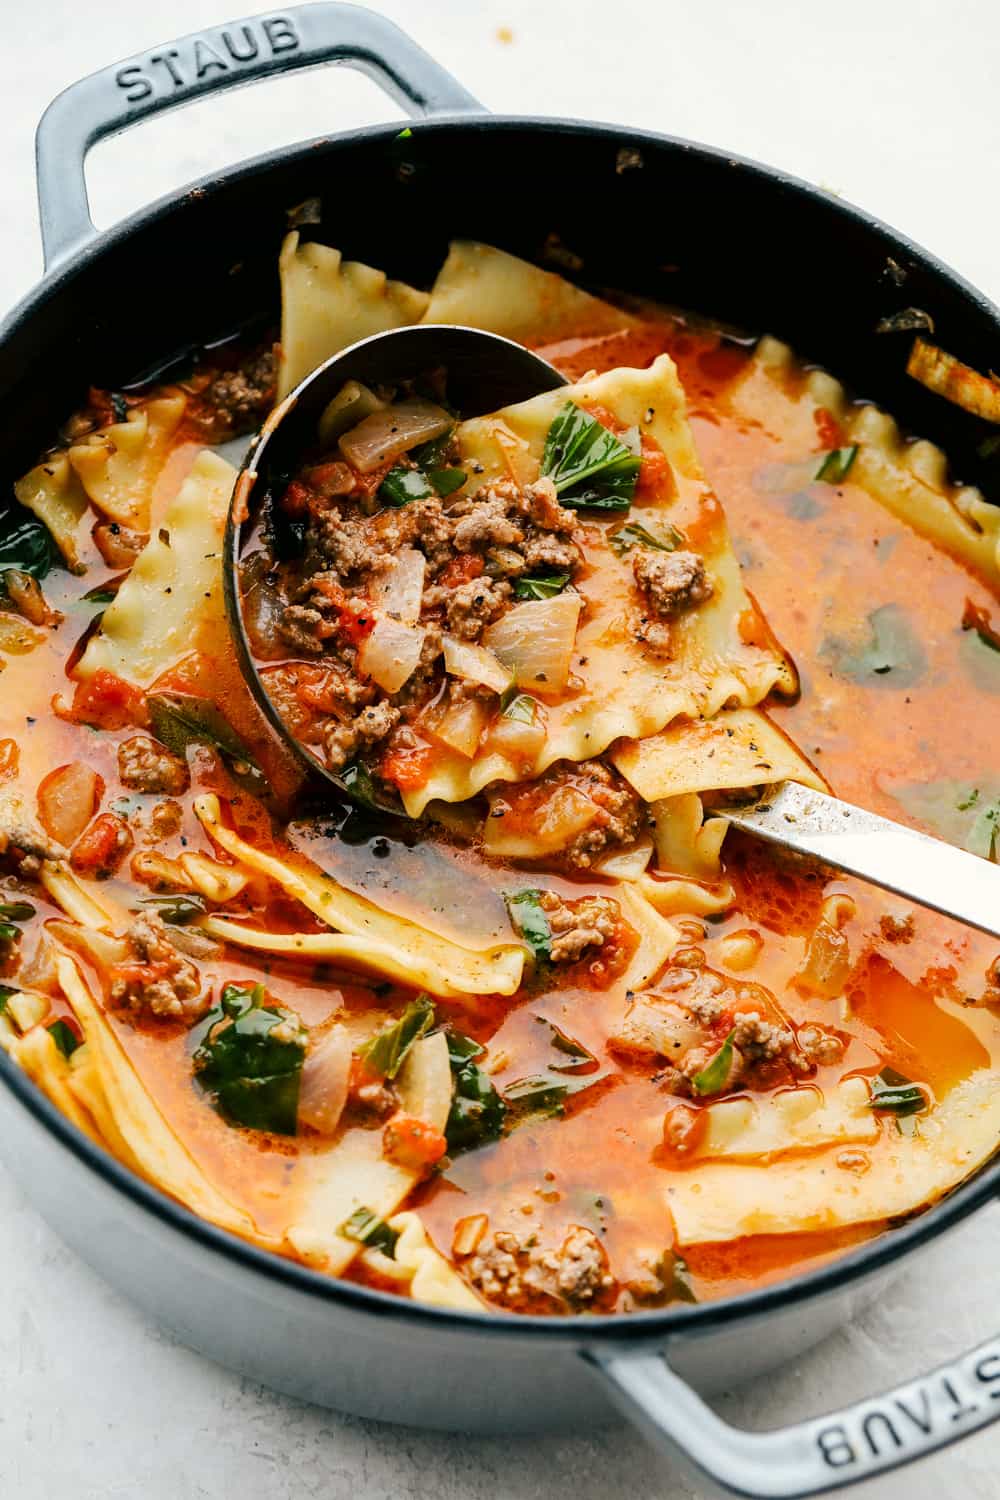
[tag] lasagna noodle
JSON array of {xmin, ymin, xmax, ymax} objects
[
  {"xmin": 68, "ymin": 395, "xmax": 186, "ymax": 531},
  {"xmin": 403, "ymin": 358, "xmax": 797, "ymax": 816},
  {"xmin": 13, "ymin": 453, "xmax": 89, "ymax": 573},
  {"xmin": 277, "ymin": 233, "xmax": 430, "ymax": 399},
  {"xmin": 76, "ymin": 450, "xmax": 236, "ymax": 686},
  {"xmin": 193, "ymin": 794, "xmax": 525, "ymax": 998},
  {"xmin": 734, "ymin": 335, "xmax": 1000, "ymax": 588},
  {"xmin": 385, "ymin": 1210, "xmax": 484, "ymax": 1311},
  {"xmin": 422, "ymin": 240, "xmax": 641, "ymax": 344},
  {"xmin": 667, "ymin": 1068, "xmax": 1000, "ymax": 1244}
]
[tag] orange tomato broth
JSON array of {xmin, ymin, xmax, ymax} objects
[{"xmin": 4, "ymin": 314, "xmax": 1000, "ymax": 1310}]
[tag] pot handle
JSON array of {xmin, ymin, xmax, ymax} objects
[
  {"xmin": 584, "ymin": 1331, "xmax": 1000, "ymax": 1497},
  {"xmin": 35, "ymin": 2, "xmax": 484, "ymax": 270}
]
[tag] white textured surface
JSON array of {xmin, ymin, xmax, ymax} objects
[{"xmin": 4, "ymin": 2, "xmax": 1000, "ymax": 1496}]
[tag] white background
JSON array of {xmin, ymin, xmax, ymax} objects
[{"xmin": 3, "ymin": 3, "xmax": 1000, "ymax": 1497}]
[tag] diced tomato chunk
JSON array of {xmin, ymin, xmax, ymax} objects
[
  {"xmin": 378, "ymin": 745, "xmax": 434, "ymax": 792},
  {"xmin": 71, "ymin": 813, "xmax": 134, "ymax": 879},
  {"xmin": 635, "ymin": 436, "xmax": 673, "ymax": 501},
  {"xmin": 439, "ymin": 553, "xmax": 484, "ymax": 589},
  {"xmin": 382, "ymin": 1112, "xmax": 448, "ymax": 1170},
  {"xmin": 585, "ymin": 402, "xmax": 626, "ymax": 434},
  {"xmin": 310, "ymin": 576, "xmax": 375, "ymax": 645},
  {"xmin": 65, "ymin": 669, "xmax": 148, "ymax": 731},
  {"xmin": 814, "ymin": 407, "xmax": 844, "ymax": 448},
  {"xmin": 281, "ymin": 479, "xmax": 314, "ymax": 518}
]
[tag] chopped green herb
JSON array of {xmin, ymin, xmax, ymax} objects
[
  {"xmin": 504, "ymin": 889, "xmax": 552, "ymax": 964},
  {"xmin": 691, "ymin": 1029, "xmax": 736, "ymax": 1096},
  {"xmin": 815, "ymin": 446, "xmax": 858, "ymax": 484},
  {"xmin": 501, "ymin": 693, "xmax": 538, "ymax": 723},
  {"xmin": 0, "ymin": 510, "xmax": 56, "ymax": 580},
  {"xmin": 339, "ymin": 761, "xmax": 405, "ymax": 816},
  {"xmin": 193, "ymin": 982, "xmax": 306, "ymax": 1135},
  {"xmin": 81, "ymin": 583, "xmax": 119, "ymax": 605},
  {"xmin": 513, "ymin": 573, "xmax": 570, "ymax": 600},
  {"xmin": 823, "ymin": 604, "xmax": 926, "ymax": 686},
  {"xmin": 663, "ymin": 1250, "xmax": 699, "ymax": 1304},
  {"xmin": 534, "ymin": 1016, "xmax": 597, "ymax": 1073},
  {"xmin": 541, "ymin": 402, "xmax": 640, "ymax": 511},
  {"xmin": 48, "ymin": 1019, "xmax": 80, "ymax": 1059},
  {"xmin": 969, "ymin": 801, "xmax": 1000, "ymax": 862},
  {"xmin": 445, "ymin": 1028, "xmax": 506, "ymax": 1153},
  {"xmin": 891, "ymin": 779, "xmax": 1000, "ymax": 861},
  {"xmin": 608, "ymin": 520, "xmax": 681, "ymax": 556},
  {"xmin": 357, "ymin": 995, "xmax": 435, "ymax": 1081},
  {"xmin": 0, "ymin": 901, "xmax": 35, "ymax": 922},
  {"xmin": 147, "ymin": 692, "xmax": 268, "ymax": 795},
  {"xmin": 868, "ymin": 1067, "xmax": 929, "ymax": 1117},
  {"xmin": 340, "ymin": 1206, "xmax": 400, "ymax": 1255},
  {"xmin": 138, "ymin": 893, "xmax": 207, "ymax": 926},
  {"xmin": 0, "ymin": 984, "xmax": 13, "ymax": 1012},
  {"xmin": 427, "ymin": 467, "xmax": 467, "ymax": 497},
  {"xmin": 395, "ymin": 127, "xmax": 413, "ymax": 141},
  {"xmin": 379, "ymin": 467, "xmax": 435, "ymax": 507},
  {"xmin": 503, "ymin": 1069, "xmax": 601, "ymax": 1125}
]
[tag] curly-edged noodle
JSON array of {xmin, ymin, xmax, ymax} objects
[
  {"xmin": 422, "ymin": 240, "xmax": 641, "ymax": 344},
  {"xmin": 735, "ymin": 335, "xmax": 1000, "ymax": 589},
  {"xmin": 667, "ymin": 1068, "xmax": 1000, "ymax": 1245},
  {"xmin": 68, "ymin": 395, "xmax": 186, "ymax": 531},
  {"xmin": 649, "ymin": 795, "xmax": 729, "ymax": 883},
  {"xmin": 385, "ymin": 1211, "xmax": 484, "ymax": 1311},
  {"xmin": 277, "ymin": 233, "xmax": 430, "ymax": 399},
  {"xmin": 612, "ymin": 706, "xmax": 827, "ymax": 804},
  {"xmin": 0, "ymin": 1024, "xmax": 104, "ymax": 1146},
  {"xmin": 54, "ymin": 956, "xmax": 262, "ymax": 1238},
  {"xmin": 616, "ymin": 884, "xmax": 679, "ymax": 992},
  {"xmin": 40, "ymin": 860, "xmax": 125, "ymax": 930},
  {"xmin": 194, "ymin": 794, "xmax": 524, "ymax": 998},
  {"xmin": 402, "ymin": 360, "xmax": 797, "ymax": 815},
  {"xmin": 13, "ymin": 453, "xmax": 89, "ymax": 573},
  {"xmin": 76, "ymin": 450, "xmax": 235, "ymax": 686},
  {"xmin": 286, "ymin": 1031, "xmax": 453, "ymax": 1275}
]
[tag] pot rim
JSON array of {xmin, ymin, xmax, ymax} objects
[{"xmin": 4, "ymin": 110, "xmax": 999, "ymax": 1346}]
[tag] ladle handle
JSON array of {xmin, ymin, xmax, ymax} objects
[{"xmin": 35, "ymin": 2, "xmax": 485, "ymax": 271}]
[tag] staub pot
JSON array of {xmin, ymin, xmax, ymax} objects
[{"xmin": 2, "ymin": 7, "xmax": 1000, "ymax": 1495}]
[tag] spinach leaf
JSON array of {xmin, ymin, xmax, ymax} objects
[
  {"xmin": 868, "ymin": 1066, "xmax": 929, "ymax": 1117},
  {"xmin": 147, "ymin": 692, "xmax": 268, "ymax": 796},
  {"xmin": 0, "ymin": 509, "xmax": 56, "ymax": 580},
  {"xmin": 0, "ymin": 985, "xmax": 13, "ymax": 1012},
  {"xmin": 138, "ymin": 893, "xmax": 208, "ymax": 926},
  {"xmin": 427, "ymin": 467, "xmax": 467, "ymax": 497},
  {"xmin": 502, "ymin": 1070, "xmax": 601, "ymax": 1125},
  {"xmin": 193, "ymin": 981, "xmax": 306, "ymax": 1135},
  {"xmin": 815, "ymin": 446, "xmax": 858, "ymax": 484},
  {"xmin": 379, "ymin": 467, "xmax": 435, "ymax": 507},
  {"xmin": 47, "ymin": 1019, "xmax": 81, "ymax": 1059},
  {"xmin": 339, "ymin": 1206, "xmax": 400, "ymax": 1255},
  {"xmin": 357, "ymin": 995, "xmax": 435, "ymax": 1081},
  {"xmin": 504, "ymin": 889, "xmax": 552, "ymax": 964},
  {"xmin": 0, "ymin": 901, "xmax": 34, "ymax": 922},
  {"xmin": 534, "ymin": 1016, "xmax": 597, "ymax": 1073},
  {"xmin": 513, "ymin": 573, "xmax": 570, "ymax": 600},
  {"xmin": 822, "ymin": 604, "xmax": 927, "ymax": 687},
  {"xmin": 541, "ymin": 402, "xmax": 640, "ymax": 511},
  {"xmin": 445, "ymin": 1028, "xmax": 506, "ymax": 1153},
  {"xmin": 691, "ymin": 1029, "xmax": 736, "ymax": 1096},
  {"xmin": 891, "ymin": 779, "xmax": 1000, "ymax": 861},
  {"xmin": 339, "ymin": 761, "xmax": 405, "ymax": 816},
  {"xmin": 608, "ymin": 520, "xmax": 682, "ymax": 556}
]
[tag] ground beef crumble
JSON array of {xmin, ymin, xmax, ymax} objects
[
  {"xmin": 538, "ymin": 890, "xmax": 622, "ymax": 964},
  {"xmin": 108, "ymin": 912, "xmax": 207, "ymax": 1022},
  {"xmin": 118, "ymin": 734, "xmax": 189, "ymax": 796},
  {"xmin": 192, "ymin": 348, "xmax": 277, "ymax": 439},
  {"xmin": 466, "ymin": 1225, "xmax": 614, "ymax": 1312},
  {"xmin": 632, "ymin": 549, "xmax": 713, "ymax": 619}
]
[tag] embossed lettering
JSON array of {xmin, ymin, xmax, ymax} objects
[
  {"xmin": 894, "ymin": 1390, "xmax": 932, "ymax": 1436},
  {"xmin": 975, "ymin": 1354, "xmax": 1000, "ymax": 1395},
  {"xmin": 223, "ymin": 25, "xmax": 260, "ymax": 62},
  {"xmin": 194, "ymin": 39, "xmax": 228, "ymax": 79},
  {"xmin": 264, "ymin": 17, "xmax": 300, "ymax": 54},
  {"xmin": 816, "ymin": 1425, "xmax": 856, "ymax": 1469},
  {"xmin": 942, "ymin": 1377, "xmax": 980, "ymax": 1423},
  {"xmin": 862, "ymin": 1411, "xmax": 902, "ymax": 1456},
  {"xmin": 116, "ymin": 64, "xmax": 153, "ymax": 103},
  {"xmin": 151, "ymin": 50, "xmax": 185, "ymax": 88}
]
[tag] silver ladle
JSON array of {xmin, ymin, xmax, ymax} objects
[{"xmin": 223, "ymin": 324, "xmax": 1000, "ymax": 941}]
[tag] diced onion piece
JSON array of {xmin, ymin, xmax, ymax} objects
[
  {"xmin": 483, "ymin": 593, "xmax": 582, "ymax": 692},
  {"xmin": 484, "ymin": 705, "xmax": 547, "ymax": 766},
  {"xmin": 317, "ymin": 380, "xmax": 387, "ymax": 447},
  {"xmin": 6, "ymin": 990, "xmax": 50, "ymax": 1034},
  {"xmin": 369, "ymin": 547, "xmax": 425, "ymax": 625},
  {"xmin": 483, "ymin": 784, "xmax": 598, "ymax": 858},
  {"xmin": 37, "ymin": 762, "xmax": 103, "ymax": 847},
  {"xmin": 442, "ymin": 634, "xmax": 512, "ymax": 694},
  {"xmin": 430, "ymin": 697, "xmax": 489, "ymax": 759},
  {"xmin": 357, "ymin": 616, "xmax": 426, "ymax": 693},
  {"xmin": 298, "ymin": 1025, "xmax": 352, "ymax": 1135},
  {"xmin": 907, "ymin": 336, "xmax": 1000, "ymax": 421},
  {"xmin": 794, "ymin": 919, "xmax": 851, "ymax": 999},
  {"xmin": 339, "ymin": 399, "xmax": 452, "ymax": 474}
]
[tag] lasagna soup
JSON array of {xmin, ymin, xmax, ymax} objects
[{"xmin": 1, "ymin": 235, "xmax": 999, "ymax": 1317}]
